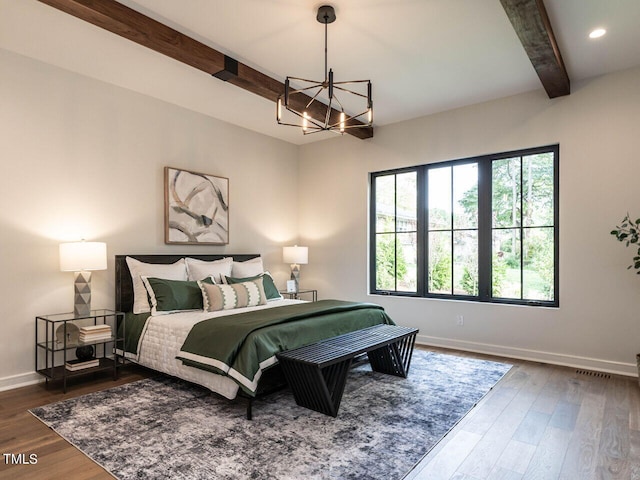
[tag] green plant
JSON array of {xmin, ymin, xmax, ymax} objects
[{"xmin": 611, "ymin": 213, "xmax": 640, "ymax": 274}]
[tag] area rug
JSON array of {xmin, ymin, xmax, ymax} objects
[{"xmin": 30, "ymin": 350, "xmax": 511, "ymax": 480}]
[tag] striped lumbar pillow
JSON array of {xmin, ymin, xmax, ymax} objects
[{"xmin": 198, "ymin": 277, "xmax": 267, "ymax": 311}]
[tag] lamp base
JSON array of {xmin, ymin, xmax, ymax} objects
[
  {"xmin": 73, "ymin": 271, "xmax": 92, "ymax": 317},
  {"xmin": 290, "ymin": 264, "xmax": 301, "ymax": 292}
]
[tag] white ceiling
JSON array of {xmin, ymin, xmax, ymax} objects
[{"xmin": 2, "ymin": 0, "xmax": 640, "ymax": 145}]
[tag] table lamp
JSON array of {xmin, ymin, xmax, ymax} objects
[
  {"xmin": 59, "ymin": 241, "xmax": 107, "ymax": 317},
  {"xmin": 283, "ymin": 245, "xmax": 308, "ymax": 292}
]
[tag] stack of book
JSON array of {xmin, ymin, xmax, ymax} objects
[
  {"xmin": 79, "ymin": 324, "xmax": 112, "ymax": 343},
  {"xmin": 66, "ymin": 358, "xmax": 100, "ymax": 371}
]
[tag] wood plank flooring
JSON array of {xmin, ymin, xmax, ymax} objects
[
  {"xmin": 406, "ymin": 348, "xmax": 640, "ymax": 480},
  {"xmin": 1, "ymin": 348, "xmax": 639, "ymax": 480},
  {"xmin": 0, "ymin": 366, "xmax": 150, "ymax": 480}
]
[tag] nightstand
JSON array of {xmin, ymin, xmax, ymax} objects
[
  {"xmin": 280, "ymin": 289, "xmax": 318, "ymax": 302},
  {"xmin": 35, "ymin": 309, "xmax": 125, "ymax": 393}
]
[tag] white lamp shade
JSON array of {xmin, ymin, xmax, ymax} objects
[
  {"xmin": 59, "ymin": 242, "xmax": 107, "ymax": 272},
  {"xmin": 283, "ymin": 245, "xmax": 308, "ymax": 265}
]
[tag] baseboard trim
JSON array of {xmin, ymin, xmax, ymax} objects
[
  {"xmin": 0, "ymin": 372, "xmax": 43, "ymax": 392},
  {"xmin": 417, "ymin": 334, "xmax": 638, "ymax": 378}
]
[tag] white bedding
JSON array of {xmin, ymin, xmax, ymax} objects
[{"xmin": 134, "ymin": 299, "xmax": 303, "ymax": 400}]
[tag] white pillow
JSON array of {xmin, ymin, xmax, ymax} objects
[
  {"xmin": 231, "ymin": 257, "xmax": 264, "ymax": 278},
  {"xmin": 126, "ymin": 257, "xmax": 187, "ymax": 314},
  {"xmin": 185, "ymin": 257, "xmax": 233, "ymax": 283}
]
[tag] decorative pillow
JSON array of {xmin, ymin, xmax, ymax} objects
[
  {"xmin": 126, "ymin": 257, "xmax": 187, "ymax": 314},
  {"xmin": 186, "ymin": 257, "xmax": 233, "ymax": 283},
  {"xmin": 143, "ymin": 277, "xmax": 213, "ymax": 315},
  {"xmin": 231, "ymin": 257, "xmax": 264, "ymax": 278},
  {"xmin": 198, "ymin": 277, "xmax": 267, "ymax": 311},
  {"xmin": 224, "ymin": 272, "xmax": 282, "ymax": 301}
]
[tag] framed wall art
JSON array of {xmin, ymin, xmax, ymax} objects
[{"xmin": 164, "ymin": 166, "xmax": 229, "ymax": 245}]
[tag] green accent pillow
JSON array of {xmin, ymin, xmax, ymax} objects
[
  {"xmin": 144, "ymin": 277, "xmax": 213, "ymax": 315},
  {"xmin": 224, "ymin": 272, "xmax": 282, "ymax": 301}
]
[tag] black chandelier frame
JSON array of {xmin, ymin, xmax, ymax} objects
[{"xmin": 276, "ymin": 5, "xmax": 373, "ymax": 135}]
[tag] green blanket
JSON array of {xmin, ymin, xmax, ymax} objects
[
  {"xmin": 176, "ymin": 300, "xmax": 394, "ymax": 396},
  {"xmin": 116, "ymin": 312, "xmax": 151, "ymax": 360}
]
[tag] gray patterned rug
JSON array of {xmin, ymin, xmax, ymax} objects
[{"xmin": 30, "ymin": 350, "xmax": 511, "ymax": 480}]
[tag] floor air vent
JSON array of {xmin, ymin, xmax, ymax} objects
[{"xmin": 576, "ymin": 369, "xmax": 610, "ymax": 379}]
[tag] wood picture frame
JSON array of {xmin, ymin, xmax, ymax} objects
[{"xmin": 164, "ymin": 166, "xmax": 229, "ymax": 245}]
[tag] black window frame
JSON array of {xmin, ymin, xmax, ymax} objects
[{"xmin": 369, "ymin": 144, "xmax": 559, "ymax": 307}]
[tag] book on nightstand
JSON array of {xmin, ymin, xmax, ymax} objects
[
  {"xmin": 79, "ymin": 324, "xmax": 112, "ymax": 343},
  {"xmin": 65, "ymin": 358, "xmax": 100, "ymax": 371}
]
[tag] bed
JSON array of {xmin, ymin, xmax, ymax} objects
[{"xmin": 114, "ymin": 254, "xmax": 394, "ymax": 416}]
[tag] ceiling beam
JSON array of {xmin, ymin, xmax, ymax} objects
[
  {"xmin": 500, "ymin": 0, "xmax": 570, "ymax": 98},
  {"xmin": 37, "ymin": 0, "xmax": 373, "ymax": 139}
]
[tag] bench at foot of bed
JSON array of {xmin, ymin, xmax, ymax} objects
[{"xmin": 276, "ymin": 324, "xmax": 419, "ymax": 417}]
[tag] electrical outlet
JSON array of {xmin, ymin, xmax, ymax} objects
[{"xmin": 456, "ymin": 315, "xmax": 464, "ymax": 326}]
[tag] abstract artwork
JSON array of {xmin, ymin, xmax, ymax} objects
[{"xmin": 164, "ymin": 167, "xmax": 229, "ymax": 245}]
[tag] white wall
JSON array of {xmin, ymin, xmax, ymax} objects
[
  {"xmin": 0, "ymin": 49, "xmax": 299, "ymax": 389},
  {"xmin": 298, "ymin": 66, "xmax": 640, "ymax": 376},
  {"xmin": 2, "ymin": 46, "xmax": 638, "ymax": 391}
]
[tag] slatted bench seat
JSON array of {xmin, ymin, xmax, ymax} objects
[{"xmin": 276, "ymin": 324, "xmax": 419, "ymax": 417}]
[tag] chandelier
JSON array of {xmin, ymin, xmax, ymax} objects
[{"xmin": 276, "ymin": 5, "xmax": 373, "ymax": 135}]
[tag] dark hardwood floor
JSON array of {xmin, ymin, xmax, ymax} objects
[
  {"xmin": 1, "ymin": 348, "xmax": 638, "ymax": 480},
  {"xmin": 0, "ymin": 365, "xmax": 151, "ymax": 480}
]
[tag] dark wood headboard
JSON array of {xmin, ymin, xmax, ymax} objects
[{"xmin": 115, "ymin": 254, "xmax": 260, "ymax": 313}]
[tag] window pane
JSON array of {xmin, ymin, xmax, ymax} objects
[
  {"xmin": 375, "ymin": 175, "xmax": 395, "ymax": 233},
  {"xmin": 428, "ymin": 231, "xmax": 452, "ymax": 294},
  {"xmin": 428, "ymin": 167, "xmax": 451, "ymax": 230},
  {"xmin": 396, "ymin": 172, "xmax": 417, "ymax": 232},
  {"xmin": 453, "ymin": 163, "xmax": 478, "ymax": 229},
  {"xmin": 523, "ymin": 153, "xmax": 554, "ymax": 227},
  {"xmin": 523, "ymin": 227, "xmax": 554, "ymax": 301},
  {"xmin": 376, "ymin": 233, "xmax": 397, "ymax": 290},
  {"xmin": 397, "ymin": 232, "xmax": 417, "ymax": 292},
  {"xmin": 371, "ymin": 145, "xmax": 557, "ymax": 306},
  {"xmin": 453, "ymin": 230, "xmax": 478, "ymax": 296},
  {"xmin": 493, "ymin": 228, "xmax": 521, "ymax": 298},
  {"xmin": 492, "ymin": 157, "xmax": 521, "ymax": 228}
]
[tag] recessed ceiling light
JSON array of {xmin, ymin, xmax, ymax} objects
[{"xmin": 589, "ymin": 28, "xmax": 606, "ymax": 39}]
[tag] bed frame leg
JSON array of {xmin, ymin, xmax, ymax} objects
[{"xmin": 246, "ymin": 397, "xmax": 253, "ymax": 420}]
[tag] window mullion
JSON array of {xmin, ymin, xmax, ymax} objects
[
  {"xmin": 394, "ymin": 174, "xmax": 398, "ymax": 291},
  {"xmin": 449, "ymin": 166, "xmax": 454, "ymax": 294},
  {"xmin": 417, "ymin": 167, "xmax": 427, "ymax": 296},
  {"xmin": 477, "ymin": 159, "xmax": 492, "ymax": 301},
  {"xmin": 519, "ymin": 156, "xmax": 524, "ymax": 300}
]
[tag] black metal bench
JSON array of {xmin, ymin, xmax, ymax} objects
[{"xmin": 276, "ymin": 324, "xmax": 419, "ymax": 417}]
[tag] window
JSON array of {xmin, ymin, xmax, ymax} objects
[{"xmin": 370, "ymin": 145, "xmax": 558, "ymax": 307}]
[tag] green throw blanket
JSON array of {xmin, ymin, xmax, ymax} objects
[{"xmin": 176, "ymin": 300, "xmax": 394, "ymax": 396}]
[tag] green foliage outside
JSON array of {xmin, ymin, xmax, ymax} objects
[
  {"xmin": 428, "ymin": 243, "xmax": 452, "ymax": 293},
  {"xmin": 376, "ymin": 231, "xmax": 408, "ymax": 290},
  {"xmin": 375, "ymin": 154, "xmax": 555, "ymax": 301},
  {"xmin": 491, "ymin": 254, "xmax": 508, "ymax": 296},
  {"xmin": 460, "ymin": 154, "xmax": 555, "ymax": 301},
  {"xmin": 461, "ymin": 264, "xmax": 479, "ymax": 296}
]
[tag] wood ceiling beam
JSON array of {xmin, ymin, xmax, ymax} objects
[
  {"xmin": 37, "ymin": 0, "xmax": 373, "ymax": 139},
  {"xmin": 500, "ymin": 0, "xmax": 570, "ymax": 98}
]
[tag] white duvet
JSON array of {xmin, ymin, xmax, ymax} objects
[{"xmin": 133, "ymin": 299, "xmax": 303, "ymax": 399}]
